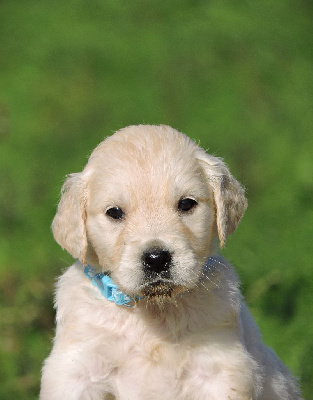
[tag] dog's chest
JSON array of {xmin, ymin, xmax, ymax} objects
[
  {"xmin": 76, "ymin": 290, "xmax": 233, "ymax": 399},
  {"xmin": 105, "ymin": 334, "xmax": 193, "ymax": 399},
  {"xmin": 80, "ymin": 306, "xmax": 190, "ymax": 397}
]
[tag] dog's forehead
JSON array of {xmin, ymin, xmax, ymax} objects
[
  {"xmin": 90, "ymin": 125, "xmax": 197, "ymax": 164},
  {"xmin": 86, "ymin": 125, "xmax": 209, "ymax": 202}
]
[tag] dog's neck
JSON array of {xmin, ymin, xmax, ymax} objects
[{"xmin": 84, "ymin": 256, "xmax": 222, "ymax": 308}]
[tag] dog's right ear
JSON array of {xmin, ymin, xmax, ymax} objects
[{"xmin": 52, "ymin": 172, "xmax": 88, "ymax": 265}]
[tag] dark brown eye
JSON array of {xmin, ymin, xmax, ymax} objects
[
  {"xmin": 106, "ymin": 206, "xmax": 125, "ymax": 220},
  {"xmin": 178, "ymin": 198, "xmax": 198, "ymax": 212}
]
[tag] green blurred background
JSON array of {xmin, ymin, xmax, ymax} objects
[{"xmin": 0, "ymin": 0, "xmax": 312, "ymax": 398}]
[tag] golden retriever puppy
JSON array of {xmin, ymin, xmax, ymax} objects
[{"xmin": 40, "ymin": 125, "xmax": 302, "ymax": 400}]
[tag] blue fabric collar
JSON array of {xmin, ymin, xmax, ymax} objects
[{"xmin": 84, "ymin": 266, "xmax": 143, "ymax": 307}]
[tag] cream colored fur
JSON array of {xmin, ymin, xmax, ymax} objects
[{"xmin": 40, "ymin": 125, "xmax": 302, "ymax": 400}]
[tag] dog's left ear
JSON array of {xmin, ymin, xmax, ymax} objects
[{"xmin": 196, "ymin": 149, "xmax": 247, "ymax": 247}]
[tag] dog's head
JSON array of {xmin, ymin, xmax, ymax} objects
[{"xmin": 52, "ymin": 125, "xmax": 247, "ymax": 299}]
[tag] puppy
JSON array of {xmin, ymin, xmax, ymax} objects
[{"xmin": 40, "ymin": 125, "xmax": 302, "ymax": 400}]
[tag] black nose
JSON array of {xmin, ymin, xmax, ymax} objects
[{"xmin": 142, "ymin": 248, "xmax": 172, "ymax": 278}]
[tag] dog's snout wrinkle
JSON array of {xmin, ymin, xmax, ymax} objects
[{"xmin": 142, "ymin": 248, "xmax": 172, "ymax": 279}]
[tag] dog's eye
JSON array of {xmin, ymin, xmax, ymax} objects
[
  {"xmin": 178, "ymin": 198, "xmax": 198, "ymax": 213},
  {"xmin": 106, "ymin": 206, "xmax": 125, "ymax": 220}
]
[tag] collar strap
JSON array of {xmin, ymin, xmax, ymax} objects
[{"xmin": 84, "ymin": 266, "xmax": 143, "ymax": 307}]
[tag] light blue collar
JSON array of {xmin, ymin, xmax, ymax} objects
[{"xmin": 84, "ymin": 266, "xmax": 143, "ymax": 307}]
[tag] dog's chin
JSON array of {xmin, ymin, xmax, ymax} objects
[
  {"xmin": 137, "ymin": 281, "xmax": 188, "ymax": 317},
  {"xmin": 139, "ymin": 280, "xmax": 186, "ymax": 306}
]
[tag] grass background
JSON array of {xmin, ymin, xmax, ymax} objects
[{"xmin": 0, "ymin": 0, "xmax": 312, "ymax": 398}]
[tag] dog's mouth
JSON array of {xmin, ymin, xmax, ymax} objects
[{"xmin": 139, "ymin": 279, "xmax": 184, "ymax": 299}]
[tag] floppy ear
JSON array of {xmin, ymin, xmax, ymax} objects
[
  {"xmin": 51, "ymin": 172, "xmax": 88, "ymax": 264},
  {"xmin": 196, "ymin": 150, "xmax": 247, "ymax": 247}
]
